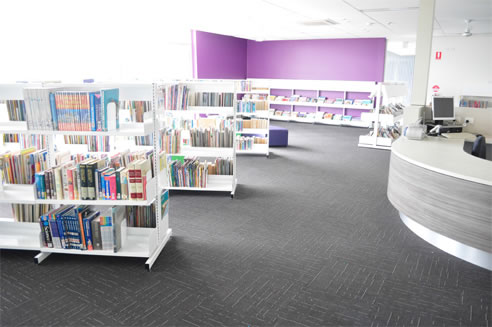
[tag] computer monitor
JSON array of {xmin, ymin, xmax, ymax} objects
[{"xmin": 432, "ymin": 96, "xmax": 455, "ymax": 121}]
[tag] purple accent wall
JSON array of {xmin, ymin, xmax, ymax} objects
[
  {"xmin": 192, "ymin": 30, "xmax": 247, "ymax": 79},
  {"xmin": 246, "ymin": 38, "xmax": 386, "ymax": 82}
]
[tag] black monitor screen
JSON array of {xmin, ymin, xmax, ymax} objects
[{"xmin": 433, "ymin": 97, "xmax": 454, "ymax": 120}]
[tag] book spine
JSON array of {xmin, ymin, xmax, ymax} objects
[
  {"xmin": 49, "ymin": 93, "xmax": 58, "ymax": 130},
  {"xmin": 87, "ymin": 163, "xmax": 96, "ymax": 200},
  {"xmin": 115, "ymin": 170, "xmax": 121, "ymax": 200},
  {"xmin": 48, "ymin": 215, "xmax": 61, "ymax": 248},
  {"xmin": 129, "ymin": 169, "xmax": 137, "ymax": 200},
  {"xmin": 91, "ymin": 218, "xmax": 102, "ymax": 250},
  {"xmin": 83, "ymin": 217, "xmax": 93, "ymax": 250},
  {"xmin": 67, "ymin": 168, "xmax": 74, "ymax": 200},
  {"xmin": 90, "ymin": 93, "xmax": 96, "ymax": 131},
  {"xmin": 40, "ymin": 215, "xmax": 53, "ymax": 248},
  {"xmin": 55, "ymin": 168, "xmax": 63, "ymax": 200},
  {"xmin": 110, "ymin": 174, "xmax": 117, "ymax": 200},
  {"xmin": 56, "ymin": 215, "xmax": 67, "ymax": 249},
  {"xmin": 78, "ymin": 212, "xmax": 87, "ymax": 250}
]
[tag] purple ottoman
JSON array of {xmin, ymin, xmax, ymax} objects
[{"xmin": 269, "ymin": 125, "xmax": 288, "ymax": 147}]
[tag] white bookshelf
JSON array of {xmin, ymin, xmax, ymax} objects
[
  {"xmin": 0, "ymin": 82, "xmax": 172, "ymax": 271},
  {"xmin": 158, "ymin": 80, "xmax": 238, "ymax": 197},
  {"xmin": 245, "ymin": 79, "xmax": 375, "ymax": 129},
  {"xmin": 358, "ymin": 83, "xmax": 407, "ymax": 150},
  {"xmin": 236, "ymin": 83, "xmax": 270, "ymax": 157}
]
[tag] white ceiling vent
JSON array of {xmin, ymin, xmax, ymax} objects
[{"xmin": 301, "ymin": 19, "xmax": 339, "ymax": 26}]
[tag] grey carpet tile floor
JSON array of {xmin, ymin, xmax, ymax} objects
[{"xmin": 1, "ymin": 122, "xmax": 490, "ymax": 327}]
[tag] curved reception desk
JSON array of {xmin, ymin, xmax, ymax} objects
[{"xmin": 388, "ymin": 136, "xmax": 492, "ymax": 270}]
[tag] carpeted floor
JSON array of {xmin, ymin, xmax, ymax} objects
[{"xmin": 1, "ymin": 122, "xmax": 490, "ymax": 326}]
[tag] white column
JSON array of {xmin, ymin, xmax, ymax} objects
[{"xmin": 410, "ymin": 0, "xmax": 436, "ymax": 106}]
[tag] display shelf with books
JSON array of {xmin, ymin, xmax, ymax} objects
[
  {"xmin": 245, "ymin": 79, "xmax": 375, "ymax": 129},
  {"xmin": 458, "ymin": 95, "xmax": 491, "ymax": 109},
  {"xmin": 358, "ymin": 83, "xmax": 407, "ymax": 150},
  {"xmin": 0, "ymin": 83, "xmax": 171, "ymax": 271},
  {"xmin": 158, "ymin": 80, "xmax": 238, "ymax": 197},
  {"xmin": 234, "ymin": 92, "xmax": 270, "ymax": 156}
]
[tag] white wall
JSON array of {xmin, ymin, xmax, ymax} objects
[
  {"xmin": 427, "ymin": 35, "xmax": 492, "ymax": 103},
  {"xmin": 0, "ymin": 0, "xmax": 193, "ymax": 83}
]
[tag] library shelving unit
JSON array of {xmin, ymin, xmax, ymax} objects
[
  {"xmin": 358, "ymin": 83, "xmax": 407, "ymax": 150},
  {"xmin": 247, "ymin": 79, "xmax": 376, "ymax": 128},
  {"xmin": 158, "ymin": 80, "xmax": 238, "ymax": 198},
  {"xmin": 0, "ymin": 82, "xmax": 172, "ymax": 271},
  {"xmin": 235, "ymin": 84, "xmax": 270, "ymax": 157}
]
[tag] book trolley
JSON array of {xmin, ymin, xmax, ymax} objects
[
  {"xmin": 358, "ymin": 82, "xmax": 407, "ymax": 150},
  {"xmin": 0, "ymin": 83, "xmax": 171, "ymax": 271}
]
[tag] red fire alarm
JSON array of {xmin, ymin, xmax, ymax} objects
[
  {"xmin": 436, "ymin": 51, "xmax": 442, "ymax": 60},
  {"xmin": 432, "ymin": 85, "xmax": 440, "ymax": 93}
]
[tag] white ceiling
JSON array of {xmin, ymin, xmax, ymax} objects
[{"xmin": 187, "ymin": 0, "xmax": 492, "ymax": 51}]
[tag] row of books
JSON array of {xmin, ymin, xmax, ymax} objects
[
  {"xmin": 236, "ymin": 136, "xmax": 267, "ymax": 150},
  {"xmin": 23, "ymin": 88, "xmax": 119, "ymax": 131},
  {"xmin": 161, "ymin": 84, "xmax": 189, "ymax": 111},
  {"xmin": 459, "ymin": 99, "xmax": 489, "ymax": 108},
  {"xmin": 270, "ymin": 95, "xmax": 373, "ymax": 106},
  {"xmin": 321, "ymin": 113, "xmax": 353, "ymax": 121},
  {"xmin": 119, "ymin": 100, "xmax": 151, "ymax": 122},
  {"xmin": 11, "ymin": 204, "xmax": 52, "ymax": 223},
  {"xmin": 167, "ymin": 157, "xmax": 233, "ymax": 188},
  {"xmin": 371, "ymin": 124, "xmax": 401, "ymax": 139},
  {"xmin": 133, "ymin": 135, "xmax": 152, "ymax": 146},
  {"xmin": 161, "ymin": 129, "xmax": 181, "ymax": 154},
  {"xmin": 63, "ymin": 135, "xmax": 111, "ymax": 152},
  {"xmin": 125, "ymin": 190, "xmax": 169, "ymax": 228},
  {"xmin": 2, "ymin": 134, "xmax": 48, "ymax": 150},
  {"xmin": 189, "ymin": 127, "xmax": 234, "ymax": 148},
  {"xmin": 237, "ymin": 100, "xmax": 268, "ymax": 113},
  {"xmin": 237, "ymin": 81, "xmax": 252, "ymax": 92},
  {"xmin": 34, "ymin": 150, "xmax": 154, "ymax": 201},
  {"xmin": 241, "ymin": 94, "xmax": 268, "ymax": 101},
  {"xmin": 188, "ymin": 92, "xmax": 234, "ymax": 107},
  {"xmin": 5, "ymin": 100, "xmax": 26, "ymax": 121},
  {"xmin": 0, "ymin": 147, "xmax": 48, "ymax": 184},
  {"xmin": 379, "ymin": 103, "xmax": 404, "ymax": 115},
  {"xmin": 236, "ymin": 118, "xmax": 268, "ymax": 130},
  {"xmin": 39, "ymin": 205, "xmax": 126, "ymax": 251}
]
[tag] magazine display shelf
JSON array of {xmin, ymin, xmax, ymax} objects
[
  {"xmin": 0, "ymin": 82, "xmax": 171, "ymax": 271},
  {"xmin": 236, "ymin": 88, "xmax": 270, "ymax": 157},
  {"xmin": 158, "ymin": 80, "xmax": 238, "ymax": 197},
  {"xmin": 358, "ymin": 83, "xmax": 407, "ymax": 150},
  {"xmin": 246, "ymin": 79, "xmax": 376, "ymax": 128}
]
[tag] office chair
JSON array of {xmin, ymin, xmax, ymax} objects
[{"xmin": 471, "ymin": 135, "xmax": 486, "ymax": 159}]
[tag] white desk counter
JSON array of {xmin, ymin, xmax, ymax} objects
[
  {"xmin": 388, "ymin": 136, "xmax": 492, "ymax": 270},
  {"xmin": 391, "ymin": 136, "xmax": 492, "ymax": 186}
]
